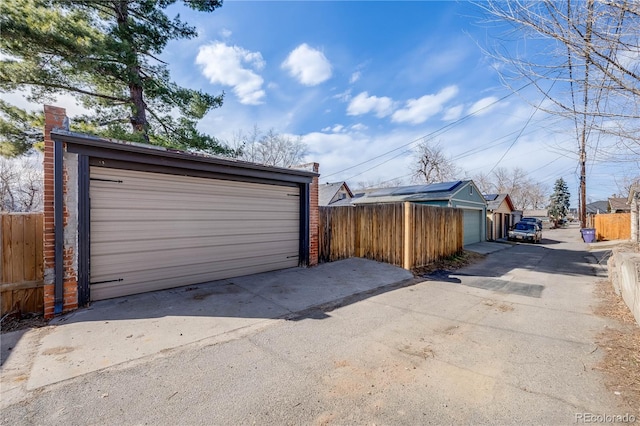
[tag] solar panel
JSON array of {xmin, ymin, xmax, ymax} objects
[
  {"xmin": 367, "ymin": 181, "xmax": 462, "ymax": 198},
  {"xmin": 484, "ymin": 194, "xmax": 499, "ymax": 201},
  {"xmin": 421, "ymin": 181, "xmax": 461, "ymax": 193},
  {"xmin": 368, "ymin": 187, "xmax": 397, "ymax": 197},
  {"xmin": 392, "ymin": 185, "xmax": 430, "ymax": 195}
]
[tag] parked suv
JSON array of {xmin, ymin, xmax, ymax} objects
[{"xmin": 520, "ymin": 217, "xmax": 543, "ymax": 231}]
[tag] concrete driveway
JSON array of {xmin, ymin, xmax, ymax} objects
[
  {"xmin": 1, "ymin": 224, "xmax": 629, "ymax": 425},
  {"xmin": 1, "ymin": 258, "xmax": 414, "ymax": 407}
]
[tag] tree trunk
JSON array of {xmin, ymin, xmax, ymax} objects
[
  {"xmin": 129, "ymin": 82, "xmax": 149, "ymax": 142},
  {"xmin": 114, "ymin": 0, "xmax": 149, "ymax": 143}
]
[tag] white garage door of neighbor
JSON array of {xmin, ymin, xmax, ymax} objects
[
  {"xmin": 463, "ymin": 209, "xmax": 482, "ymax": 246},
  {"xmin": 90, "ymin": 167, "xmax": 301, "ymax": 301}
]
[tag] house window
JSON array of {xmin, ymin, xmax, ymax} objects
[{"xmin": 470, "ymin": 186, "xmax": 474, "ymax": 195}]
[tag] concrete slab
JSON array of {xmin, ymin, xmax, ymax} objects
[
  {"xmin": 464, "ymin": 241, "xmax": 513, "ymax": 255},
  {"xmin": 1, "ymin": 258, "xmax": 413, "ymax": 400},
  {"xmin": 588, "ymin": 239, "xmax": 630, "ymax": 251}
]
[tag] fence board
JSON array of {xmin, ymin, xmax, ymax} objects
[
  {"xmin": 11, "ymin": 215, "xmax": 25, "ymax": 283},
  {"xmin": 1, "ymin": 213, "xmax": 44, "ymax": 315},
  {"xmin": 319, "ymin": 203, "xmax": 463, "ymax": 270},
  {"xmin": 594, "ymin": 213, "xmax": 631, "ymax": 241}
]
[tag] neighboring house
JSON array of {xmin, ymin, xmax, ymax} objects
[
  {"xmin": 586, "ymin": 200, "xmax": 609, "ymax": 215},
  {"xmin": 629, "ymin": 185, "xmax": 640, "ymax": 242},
  {"xmin": 522, "ymin": 209, "xmax": 550, "ymax": 228},
  {"xmin": 352, "ymin": 180, "xmax": 487, "ymax": 246},
  {"xmin": 319, "ymin": 182, "xmax": 354, "ymax": 206},
  {"xmin": 609, "ymin": 197, "xmax": 631, "ymax": 213},
  {"xmin": 512, "ymin": 210, "xmax": 523, "ymax": 224},
  {"xmin": 568, "ymin": 208, "xmax": 578, "ymax": 221},
  {"xmin": 484, "ymin": 194, "xmax": 515, "ymax": 241}
]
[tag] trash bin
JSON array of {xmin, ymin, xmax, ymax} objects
[{"xmin": 581, "ymin": 228, "xmax": 596, "ymax": 243}]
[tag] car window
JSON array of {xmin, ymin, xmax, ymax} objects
[{"xmin": 515, "ymin": 223, "xmax": 533, "ymax": 231}]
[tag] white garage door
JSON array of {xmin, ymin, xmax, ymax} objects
[
  {"xmin": 463, "ymin": 209, "xmax": 482, "ymax": 246},
  {"xmin": 90, "ymin": 167, "xmax": 300, "ymax": 300}
]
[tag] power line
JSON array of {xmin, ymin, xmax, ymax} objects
[
  {"xmin": 485, "ymin": 80, "xmax": 557, "ymax": 175},
  {"xmin": 321, "ymin": 80, "xmax": 538, "ymax": 180}
]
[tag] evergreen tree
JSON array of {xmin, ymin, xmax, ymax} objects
[
  {"xmin": 548, "ymin": 178, "xmax": 571, "ymax": 227},
  {"xmin": 0, "ymin": 0, "xmax": 233, "ymax": 156}
]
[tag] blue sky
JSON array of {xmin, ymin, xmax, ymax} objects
[{"xmin": 7, "ymin": 0, "xmax": 636, "ymax": 205}]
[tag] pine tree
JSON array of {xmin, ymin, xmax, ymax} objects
[
  {"xmin": 0, "ymin": 0, "xmax": 233, "ymax": 156},
  {"xmin": 548, "ymin": 178, "xmax": 571, "ymax": 227}
]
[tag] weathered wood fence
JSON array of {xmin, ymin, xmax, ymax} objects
[
  {"xmin": 594, "ymin": 213, "xmax": 631, "ymax": 241},
  {"xmin": 319, "ymin": 202, "xmax": 463, "ymax": 270},
  {"xmin": 1, "ymin": 213, "xmax": 44, "ymax": 316}
]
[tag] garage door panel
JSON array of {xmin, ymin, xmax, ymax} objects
[
  {"xmin": 91, "ymin": 232, "xmax": 300, "ymax": 256},
  {"xmin": 91, "ymin": 243, "xmax": 299, "ymax": 278},
  {"xmin": 91, "ymin": 189, "xmax": 299, "ymax": 211},
  {"xmin": 90, "ymin": 167, "xmax": 302, "ymax": 301},
  {"xmin": 91, "ymin": 223, "xmax": 297, "ymax": 242},
  {"xmin": 92, "ymin": 169, "xmax": 297, "ymax": 197},
  {"xmin": 91, "ymin": 182, "xmax": 296, "ymax": 198},
  {"xmin": 91, "ymin": 253, "xmax": 299, "ymax": 301},
  {"xmin": 92, "ymin": 251, "xmax": 299, "ymax": 287},
  {"xmin": 91, "ymin": 208, "xmax": 299, "ymax": 223},
  {"xmin": 91, "ymin": 223, "xmax": 298, "ymax": 243}
]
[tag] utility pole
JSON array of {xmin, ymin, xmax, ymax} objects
[{"xmin": 580, "ymin": 0, "xmax": 594, "ymax": 229}]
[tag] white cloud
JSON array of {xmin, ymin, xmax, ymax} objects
[
  {"xmin": 2, "ymin": 90, "xmax": 91, "ymax": 117},
  {"xmin": 351, "ymin": 123, "xmax": 368, "ymax": 132},
  {"xmin": 196, "ymin": 42, "xmax": 266, "ymax": 105},
  {"xmin": 333, "ymin": 89, "xmax": 352, "ymax": 102},
  {"xmin": 347, "ymin": 92, "xmax": 395, "ymax": 118},
  {"xmin": 391, "ymin": 85, "xmax": 459, "ymax": 125},
  {"xmin": 349, "ymin": 71, "xmax": 361, "ymax": 84},
  {"xmin": 304, "ymin": 130, "xmax": 415, "ymax": 186},
  {"xmin": 468, "ymin": 96, "xmax": 499, "ymax": 116},
  {"xmin": 442, "ymin": 105, "xmax": 464, "ymax": 121},
  {"xmin": 220, "ymin": 28, "xmax": 232, "ymax": 38},
  {"xmin": 281, "ymin": 43, "xmax": 332, "ymax": 86}
]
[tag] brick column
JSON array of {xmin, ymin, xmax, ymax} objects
[
  {"xmin": 43, "ymin": 105, "xmax": 77, "ymax": 318},
  {"xmin": 308, "ymin": 163, "xmax": 319, "ymax": 266}
]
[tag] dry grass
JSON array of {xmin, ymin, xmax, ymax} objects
[
  {"xmin": 0, "ymin": 312, "xmax": 49, "ymax": 334},
  {"xmin": 411, "ymin": 250, "xmax": 485, "ymax": 276},
  {"xmin": 593, "ymin": 279, "xmax": 640, "ymax": 415}
]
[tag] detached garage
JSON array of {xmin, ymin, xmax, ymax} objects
[
  {"xmin": 352, "ymin": 180, "xmax": 487, "ymax": 246},
  {"xmin": 42, "ymin": 106, "xmax": 318, "ymax": 316}
]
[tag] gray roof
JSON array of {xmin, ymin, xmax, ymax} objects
[
  {"xmin": 319, "ymin": 182, "xmax": 343, "ymax": 206},
  {"xmin": 319, "ymin": 182, "xmax": 354, "ymax": 206},
  {"xmin": 329, "ymin": 197, "xmax": 355, "ymax": 207},
  {"xmin": 352, "ymin": 180, "xmax": 473, "ymax": 204},
  {"xmin": 586, "ymin": 200, "xmax": 609, "ymax": 214},
  {"xmin": 609, "ymin": 197, "xmax": 630, "ymax": 212},
  {"xmin": 484, "ymin": 194, "xmax": 513, "ymax": 211},
  {"xmin": 522, "ymin": 209, "xmax": 549, "ymax": 218}
]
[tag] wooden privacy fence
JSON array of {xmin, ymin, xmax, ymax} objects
[
  {"xmin": 1, "ymin": 213, "xmax": 44, "ymax": 316},
  {"xmin": 594, "ymin": 213, "xmax": 631, "ymax": 241},
  {"xmin": 319, "ymin": 202, "xmax": 463, "ymax": 270}
]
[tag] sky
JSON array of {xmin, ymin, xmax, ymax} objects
[{"xmin": 6, "ymin": 0, "xmax": 637, "ymax": 206}]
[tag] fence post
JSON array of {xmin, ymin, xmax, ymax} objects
[{"xmin": 403, "ymin": 202, "xmax": 412, "ymax": 270}]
